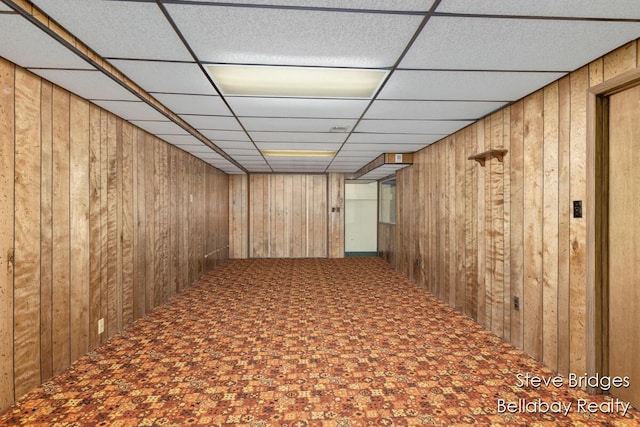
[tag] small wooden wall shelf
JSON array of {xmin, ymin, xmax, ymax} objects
[{"xmin": 468, "ymin": 148, "xmax": 508, "ymax": 166}]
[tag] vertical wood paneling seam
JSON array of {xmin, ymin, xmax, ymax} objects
[
  {"xmin": 541, "ymin": 89, "xmax": 546, "ymax": 364},
  {"xmin": 66, "ymin": 94, "xmax": 71, "ymax": 369},
  {"xmin": 556, "ymin": 83, "xmax": 563, "ymax": 372},
  {"xmin": 267, "ymin": 176, "xmax": 271, "ymax": 258},
  {"xmin": 566, "ymin": 75, "xmax": 573, "ymax": 371},
  {"xmin": 40, "ymin": 79, "xmax": 53, "ymax": 380},
  {"xmin": 8, "ymin": 66, "xmax": 14, "ymax": 402}
]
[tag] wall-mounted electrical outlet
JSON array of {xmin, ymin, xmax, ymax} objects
[
  {"xmin": 514, "ymin": 296, "xmax": 520, "ymax": 311},
  {"xmin": 98, "ymin": 318, "xmax": 104, "ymax": 334},
  {"xmin": 573, "ymin": 200, "xmax": 583, "ymax": 218}
]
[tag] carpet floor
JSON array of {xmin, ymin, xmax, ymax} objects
[{"xmin": 1, "ymin": 258, "xmax": 638, "ymax": 426}]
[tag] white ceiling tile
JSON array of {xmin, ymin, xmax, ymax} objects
[
  {"xmin": 110, "ymin": 60, "xmax": 214, "ymax": 94},
  {"xmin": 29, "ymin": 69, "xmax": 138, "ymax": 101},
  {"xmin": 231, "ymin": 158, "xmax": 269, "ymax": 165},
  {"xmin": 0, "ymin": 15, "xmax": 92, "ymax": 69},
  {"xmin": 153, "ymin": 134, "xmax": 202, "ymax": 146},
  {"xmin": 348, "ymin": 133, "xmax": 444, "ymax": 144},
  {"xmin": 329, "ymin": 161, "xmax": 371, "ymax": 166},
  {"xmin": 31, "ymin": 0, "xmax": 192, "ymax": 61},
  {"xmin": 189, "ymin": 0, "xmax": 434, "ymax": 11},
  {"xmin": 211, "ymin": 164, "xmax": 243, "ymax": 173},
  {"xmin": 381, "ymin": 70, "xmax": 566, "ymax": 101},
  {"xmin": 129, "ymin": 121, "xmax": 189, "ymax": 136},
  {"xmin": 166, "ymin": 4, "xmax": 423, "ymax": 67},
  {"xmin": 152, "ymin": 93, "xmax": 231, "ymax": 116},
  {"xmin": 239, "ymin": 164, "xmax": 270, "ymax": 169},
  {"xmin": 267, "ymin": 158, "xmax": 332, "ymax": 164},
  {"xmin": 269, "ymin": 165, "xmax": 329, "ymax": 173},
  {"xmin": 341, "ymin": 143, "xmax": 426, "ymax": 151},
  {"xmin": 340, "ymin": 144, "xmax": 389, "ymax": 152},
  {"xmin": 249, "ymin": 132, "xmax": 347, "ymax": 143},
  {"xmin": 180, "ymin": 115, "xmax": 241, "ymax": 130},
  {"xmin": 246, "ymin": 166, "xmax": 273, "ymax": 172},
  {"xmin": 401, "ymin": 16, "xmax": 640, "ymax": 71},
  {"xmin": 335, "ymin": 150, "xmax": 384, "ymax": 157},
  {"xmin": 201, "ymin": 130, "xmax": 251, "ymax": 141},
  {"xmin": 256, "ymin": 142, "xmax": 343, "ymax": 151},
  {"xmin": 365, "ymin": 100, "xmax": 506, "ymax": 120},
  {"xmin": 327, "ymin": 165, "xmax": 362, "ymax": 172},
  {"xmin": 214, "ymin": 141, "xmax": 257, "ymax": 150},
  {"xmin": 237, "ymin": 161, "xmax": 270, "ymax": 166},
  {"xmin": 240, "ymin": 117, "xmax": 358, "ymax": 132},
  {"xmin": 355, "ymin": 119, "xmax": 472, "ymax": 134},
  {"xmin": 197, "ymin": 153, "xmax": 225, "ymax": 160},
  {"xmin": 91, "ymin": 100, "xmax": 166, "ymax": 121},
  {"xmin": 183, "ymin": 145, "xmax": 218, "ymax": 154},
  {"xmin": 0, "ymin": 4, "xmax": 11, "ymax": 11},
  {"xmin": 229, "ymin": 97, "xmax": 369, "ymax": 118},
  {"xmin": 222, "ymin": 148, "xmax": 262, "ymax": 156},
  {"xmin": 437, "ymin": 0, "xmax": 640, "ymax": 19}
]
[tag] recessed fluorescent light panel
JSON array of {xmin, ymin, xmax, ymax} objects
[
  {"xmin": 262, "ymin": 150, "xmax": 336, "ymax": 158},
  {"xmin": 207, "ymin": 65, "xmax": 387, "ymax": 98}
]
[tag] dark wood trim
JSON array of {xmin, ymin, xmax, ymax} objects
[{"xmin": 585, "ymin": 67, "xmax": 640, "ymax": 394}]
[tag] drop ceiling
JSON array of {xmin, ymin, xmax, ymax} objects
[{"xmin": 1, "ymin": 0, "xmax": 640, "ymax": 175}]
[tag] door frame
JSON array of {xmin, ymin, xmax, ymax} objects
[{"xmin": 586, "ymin": 67, "xmax": 640, "ymax": 394}]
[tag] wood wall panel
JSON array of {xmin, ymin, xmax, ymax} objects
[
  {"xmin": 168, "ymin": 146, "xmax": 179, "ymax": 298},
  {"xmin": 502, "ymin": 107, "xmax": 511, "ymax": 341},
  {"xmin": 523, "ymin": 90, "xmax": 544, "ymax": 361},
  {"xmin": 509, "ymin": 101, "xmax": 525, "ymax": 349},
  {"xmin": 378, "ymin": 223, "xmax": 395, "ymax": 266},
  {"xmin": 98, "ymin": 110, "xmax": 109, "ymax": 345},
  {"xmin": 51, "ymin": 85, "xmax": 71, "ymax": 373},
  {"xmin": 106, "ymin": 114, "xmax": 118, "ymax": 338},
  {"xmin": 249, "ymin": 174, "xmax": 268, "ymax": 258},
  {"xmin": 39, "ymin": 81, "xmax": 54, "ymax": 381},
  {"xmin": 557, "ymin": 76, "xmax": 572, "ymax": 376},
  {"xmin": 229, "ymin": 175, "xmax": 248, "ymax": 258},
  {"xmin": 88, "ymin": 104, "xmax": 102, "ymax": 351},
  {"xmin": 476, "ymin": 120, "xmax": 486, "ymax": 326},
  {"xmin": 0, "ymin": 58, "xmax": 15, "ymax": 408},
  {"xmin": 465, "ymin": 124, "xmax": 478, "ymax": 320},
  {"xmin": 327, "ymin": 173, "xmax": 344, "ymax": 258},
  {"xmin": 13, "ymin": 67, "xmax": 42, "ymax": 398},
  {"xmin": 310, "ymin": 175, "xmax": 329, "ymax": 257},
  {"xmin": 133, "ymin": 128, "xmax": 146, "ymax": 319},
  {"xmin": 247, "ymin": 174, "xmax": 333, "ymax": 258},
  {"xmin": 569, "ymin": 66, "xmax": 588, "ymax": 376},
  {"xmin": 454, "ymin": 133, "xmax": 466, "ymax": 312},
  {"xmin": 121, "ymin": 122, "xmax": 134, "ymax": 326},
  {"xmin": 543, "ymin": 83, "xmax": 560, "ymax": 371},
  {"xmin": 144, "ymin": 134, "xmax": 156, "ymax": 312},
  {"xmin": 378, "ymin": 38, "xmax": 640, "ymax": 379},
  {"xmin": 69, "ymin": 95, "xmax": 91, "ymax": 362},
  {"xmin": 0, "ymin": 59, "xmax": 229, "ymax": 409}
]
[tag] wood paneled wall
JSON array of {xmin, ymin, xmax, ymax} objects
[
  {"xmin": 327, "ymin": 173, "xmax": 345, "ymax": 258},
  {"xmin": 0, "ymin": 58, "xmax": 229, "ymax": 409},
  {"xmin": 380, "ymin": 40, "xmax": 640, "ymax": 377},
  {"xmin": 250, "ymin": 174, "xmax": 328, "ymax": 258},
  {"xmin": 230, "ymin": 173, "xmax": 344, "ymax": 258}
]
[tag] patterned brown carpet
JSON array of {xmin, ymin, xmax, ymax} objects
[{"xmin": 1, "ymin": 258, "xmax": 638, "ymax": 426}]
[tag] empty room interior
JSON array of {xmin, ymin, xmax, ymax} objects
[{"xmin": 2, "ymin": 0, "xmax": 640, "ymax": 425}]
